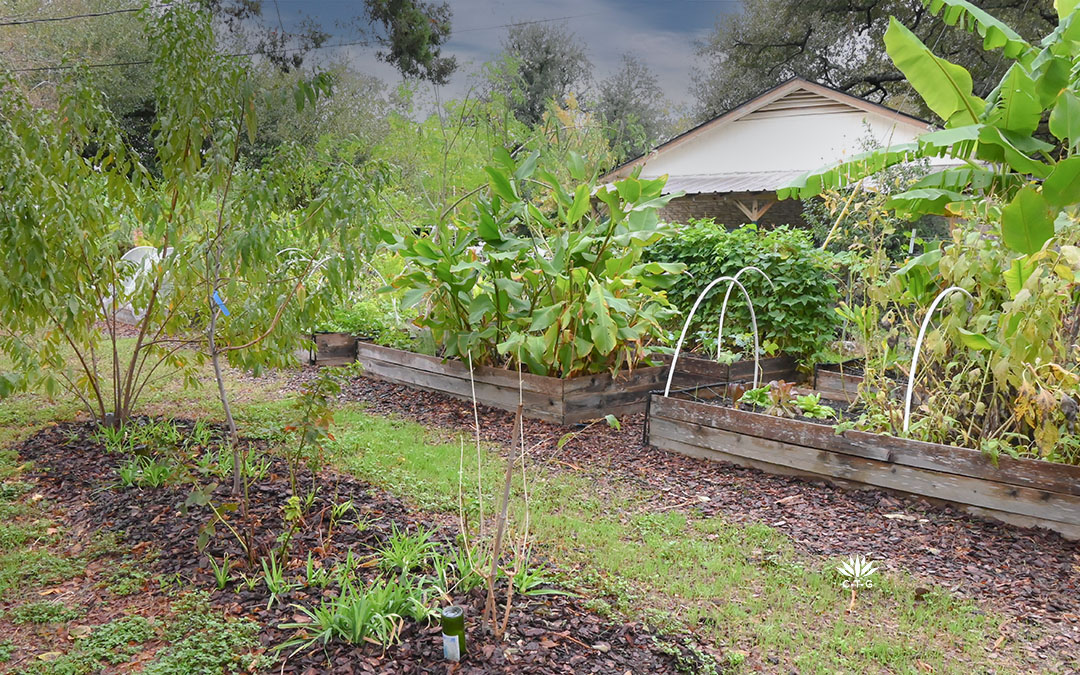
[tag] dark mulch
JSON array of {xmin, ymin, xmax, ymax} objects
[
  {"xmin": 305, "ymin": 370, "xmax": 1080, "ymax": 664},
  {"xmin": 15, "ymin": 422, "xmax": 684, "ymax": 674}
]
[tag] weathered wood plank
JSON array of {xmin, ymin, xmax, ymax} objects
[
  {"xmin": 355, "ymin": 342, "xmax": 564, "ymax": 396},
  {"xmin": 812, "ymin": 369, "xmax": 861, "ymax": 403},
  {"xmin": 648, "ymin": 416, "xmax": 1080, "ymax": 527},
  {"xmin": 313, "ymin": 332, "xmax": 357, "ymax": 366},
  {"xmin": 650, "ymin": 396, "xmax": 1080, "ymax": 498},
  {"xmin": 648, "ymin": 423, "xmax": 1080, "ymax": 539},
  {"xmin": 358, "ymin": 356, "xmax": 563, "ymax": 422},
  {"xmin": 560, "ymin": 365, "xmax": 667, "ymax": 394}
]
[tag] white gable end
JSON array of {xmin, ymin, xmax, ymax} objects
[{"xmin": 636, "ymin": 86, "xmax": 928, "ymax": 179}]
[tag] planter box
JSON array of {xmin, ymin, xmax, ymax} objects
[
  {"xmin": 812, "ymin": 360, "xmax": 864, "ymax": 403},
  {"xmin": 647, "ymin": 394, "xmax": 1080, "ymax": 539},
  {"xmin": 671, "ymin": 354, "xmax": 799, "ymax": 389},
  {"xmin": 353, "ymin": 343, "xmax": 798, "ymax": 425},
  {"xmin": 311, "ymin": 332, "xmax": 358, "ymax": 366}
]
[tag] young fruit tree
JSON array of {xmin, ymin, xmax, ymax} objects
[{"xmin": 0, "ymin": 5, "xmax": 385, "ymax": 491}]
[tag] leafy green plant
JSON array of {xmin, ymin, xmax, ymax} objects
[
  {"xmin": 317, "ymin": 297, "xmax": 417, "ymax": 351},
  {"xmin": 795, "ymin": 393, "xmax": 837, "ymax": 420},
  {"xmin": 378, "ymin": 524, "xmax": 438, "ymax": 574},
  {"xmin": 147, "ymin": 592, "xmax": 268, "ymax": 674},
  {"xmin": 305, "ymin": 553, "xmax": 333, "ymax": 589},
  {"xmin": 260, "ymin": 554, "xmax": 295, "ymax": 609},
  {"xmin": 279, "ymin": 577, "xmax": 414, "ymax": 654},
  {"xmin": 207, "ymin": 554, "xmax": 232, "ymax": 591},
  {"xmin": 10, "ymin": 600, "xmax": 83, "ymax": 624},
  {"xmin": 649, "ymin": 221, "xmax": 839, "ymax": 365},
  {"xmin": 115, "ymin": 456, "xmax": 175, "ymax": 488},
  {"xmin": 512, "ymin": 564, "xmax": 574, "ymax": 597},
  {"xmin": 389, "ymin": 150, "xmax": 684, "ymax": 377},
  {"xmin": 738, "ymin": 386, "xmax": 771, "ymax": 409},
  {"xmin": 0, "ymin": 4, "xmax": 385, "ymax": 442},
  {"xmin": 781, "ymin": 0, "xmax": 1080, "ymax": 460}
]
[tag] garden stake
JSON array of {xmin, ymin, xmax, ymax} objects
[{"xmin": 665, "ymin": 275, "xmax": 761, "ymax": 397}]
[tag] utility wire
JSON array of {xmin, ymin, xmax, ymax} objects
[
  {"xmin": 10, "ymin": 38, "xmax": 373, "ymax": 73},
  {"xmin": 0, "ymin": 6, "xmax": 148, "ymax": 27}
]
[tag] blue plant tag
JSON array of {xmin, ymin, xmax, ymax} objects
[{"xmin": 212, "ymin": 290, "xmax": 230, "ymax": 316}]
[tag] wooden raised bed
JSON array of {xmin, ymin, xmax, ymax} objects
[
  {"xmin": 812, "ymin": 360, "xmax": 864, "ymax": 403},
  {"xmin": 353, "ymin": 342, "xmax": 798, "ymax": 425},
  {"xmin": 310, "ymin": 332, "xmax": 358, "ymax": 366},
  {"xmin": 647, "ymin": 394, "xmax": 1080, "ymax": 539}
]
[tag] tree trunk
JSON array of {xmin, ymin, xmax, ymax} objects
[{"xmin": 209, "ymin": 308, "xmax": 241, "ymax": 494}]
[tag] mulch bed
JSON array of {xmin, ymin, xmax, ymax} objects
[
  {"xmin": 301, "ymin": 370, "xmax": 1080, "ymax": 665},
  {"xmin": 14, "ymin": 422, "xmax": 686, "ymax": 674}
]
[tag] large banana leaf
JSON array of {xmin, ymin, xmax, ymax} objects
[
  {"xmin": 1000, "ymin": 186, "xmax": 1056, "ymax": 254},
  {"xmin": 985, "ymin": 64, "xmax": 1041, "ymax": 135},
  {"xmin": 923, "ymin": 0, "xmax": 1033, "ymax": 61},
  {"xmin": 776, "ymin": 143, "xmax": 920, "ymax": 199},
  {"xmin": 884, "ymin": 17, "xmax": 986, "ymax": 127}
]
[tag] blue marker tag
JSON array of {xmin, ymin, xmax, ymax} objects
[{"xmin": 212, "ymin": 290, "xmax": 230, "ymax": 316}]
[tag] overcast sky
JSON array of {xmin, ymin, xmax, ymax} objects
[{"xmin": 270, "ymin": 0, "xmax": 742, "ymax": 108}]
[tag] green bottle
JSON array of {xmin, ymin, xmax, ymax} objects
[{"xmin": 441, "ymin": 605, "xmax": 466, "ymax": 661}]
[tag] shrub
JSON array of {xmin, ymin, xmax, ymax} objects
[
  {"xmin": 649, "ymin": 220, "xmax": 839, "ymax": 364},
  {"xmin": 389, "ymin": 151, "xmax": 684, "ymax": 377}
]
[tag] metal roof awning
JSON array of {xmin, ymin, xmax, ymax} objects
[{"xmin": 651, "ymin": 171, "xmax": 808, "ymax": 195}]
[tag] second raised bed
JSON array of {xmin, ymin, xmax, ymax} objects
[
  {"xmin": 646, "ymin": 394, "xmax": 1080, "ymax": 539},
  {"xmin": 354, "ymin": 341, "xmax": 796, "ymax": 425}
]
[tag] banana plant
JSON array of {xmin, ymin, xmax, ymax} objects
[
  {"xmin": 388, "ymin": 150, "xmax": 685, "ymax": 377},
  {"xmin": 779, "ymin": 0, "xmax": 1080, "ymax": 460},
  {"xmin": 780, "ymin": 0, "xmax": 1080, "ymax": 257}
]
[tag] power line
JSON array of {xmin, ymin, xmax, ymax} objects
[
  {"xmin": 0, "ymin": 6, "xmax": 147, "ymax": 27},
  {"xmin": 8, "ymin": 39, "xmax": 375, "ymax": 73}
]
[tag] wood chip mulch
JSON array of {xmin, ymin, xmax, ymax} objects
[
  {"xmin": 301, "ymin": 369, "xmax": 1080, "ymax": 666},
  {"xmin": 13, "ymin": 422, "xmax": 689, "ymax": 674}
]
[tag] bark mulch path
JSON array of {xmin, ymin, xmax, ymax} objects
[
  {"xmin": 14, "ymin": 421, "xmax": 687, "ymax": 674},
  {"xmin": 306, "ymin": 371, "xmax": 1080, "ymax": 666}
]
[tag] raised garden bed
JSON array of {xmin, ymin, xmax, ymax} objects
[
  {"xmin": 354, "ymin": 341, "xmax": 798, "ymax": 425},
  {"xmin": 811, "ymin": 359, "xmax": 864, "ymax": 403},
  {"xmin": 309, "ymin": 331, "xmax": 357, "ymax": 366},
  {"xmin": 646, "ymin": 393, "xmax": 1080, "ymax": 540}
]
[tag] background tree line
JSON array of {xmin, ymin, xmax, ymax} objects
[{"xmin": 1, "ymin": 0, "xmax": 1060, "ymax": 177}]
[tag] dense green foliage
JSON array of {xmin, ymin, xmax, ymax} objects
[
  {"xmin": 389, "ymin": 151, "xmax": 684, "ymax": 377},
  {"xmin": 650, "ymin": 220, "xmax": 840, "ymax": 365},
  {"xmin": 317, "ymin": 299, "xmax": 418, "ymax": 352},
  {"xmin": 786, "ymin": 0, "xmax": 1080, "ymax": 462}
]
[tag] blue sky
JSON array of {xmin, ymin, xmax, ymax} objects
[{"xmin": 269, "ymin": 0, "xmax": 743, "ymax": 107}]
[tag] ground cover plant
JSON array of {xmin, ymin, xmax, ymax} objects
[{"xmin": 782, "ymin": 0, "xmax": 1080, "ymax": 464}]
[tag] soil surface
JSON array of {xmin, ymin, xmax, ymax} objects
[
  {"xmin": 304, "ymin": 370, "xmax": 1080, "ymax": 666},
  {"xmin": 14, "ymin": 422, "xmax": 686, "ymax": 674}
]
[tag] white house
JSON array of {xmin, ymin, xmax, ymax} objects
[{"xmin": 602, "ymin": 77, "xmax": 938, "ymax": 225}]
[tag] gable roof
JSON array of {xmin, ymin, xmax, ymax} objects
[{"xmin": 602, "ymin": 77, "xmax": 933, "ymax": 183}]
